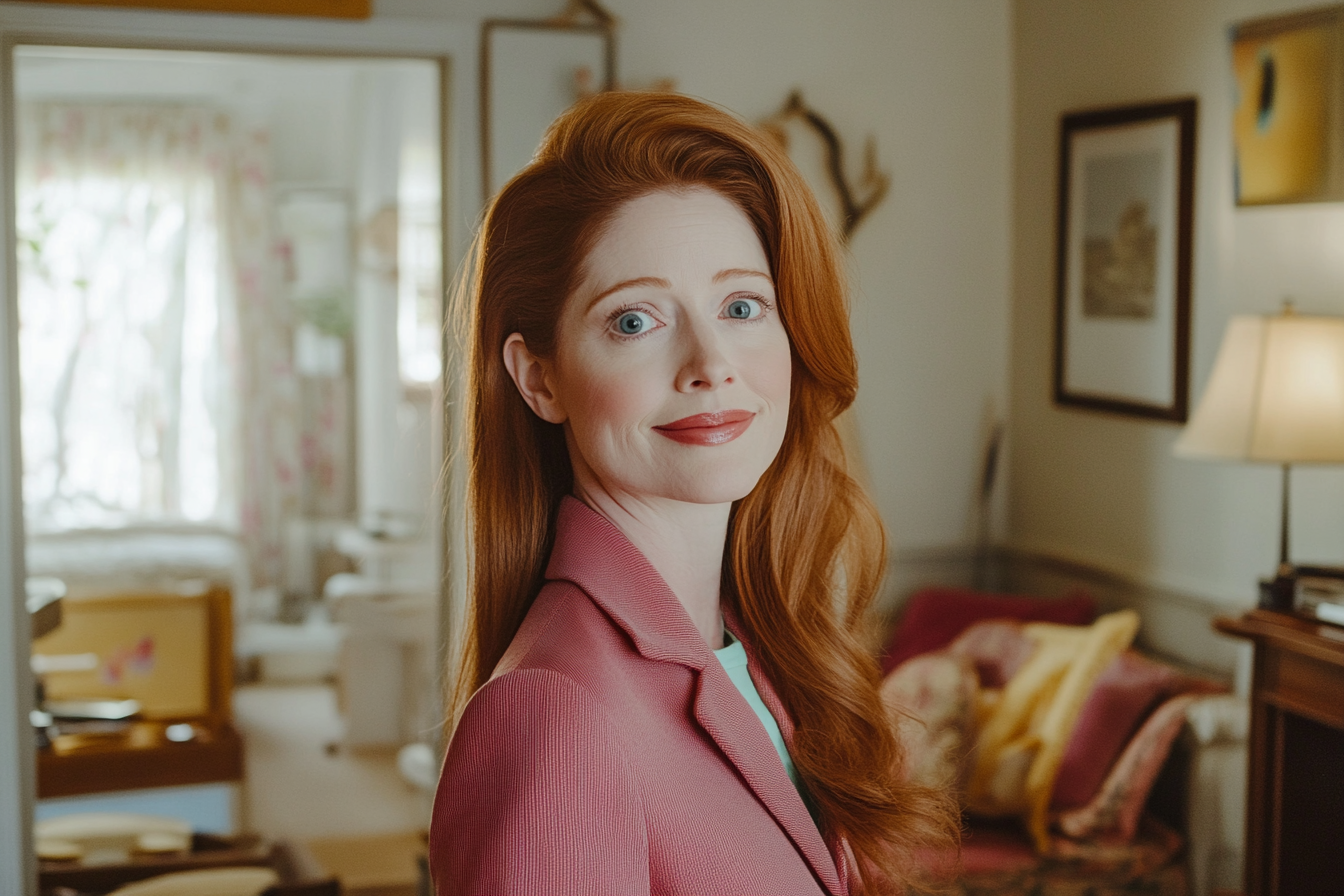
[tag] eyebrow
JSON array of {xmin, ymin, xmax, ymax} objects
[
  {"xmin": 584, "ymin": 276, "xmax": 670, "ymax": 312},
  {"xmin": 713, "ymin": 267, "xmax": 773, "ymax": 285},
  {"xmin": 584, "ymin": 268, "xmax": 775, "ymax": 312}
]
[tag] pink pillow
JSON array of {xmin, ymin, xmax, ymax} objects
[
  {"xmin": 880, "ymin": 586, "xmax": 1096, "ymax": 675},
  {"xmin": 1056, "ymin": 693, "xmax": 1205, "ymax": 842},
  {"xmin": 1052, "ymin": 651, "xmax": 1224, "ymax": 810}
]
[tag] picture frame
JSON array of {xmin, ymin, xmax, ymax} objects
[
  {"xmin": 480, "ymin": 13, "xmax": 615, "ymax": 203},
  {"xmin": 1231, "ymin": 5, "xmax": 1344, "ymax": 205},
  {"xmin": 1054, "ymin": 98, "xmax": 1196, "ymax": 422},
  {"xmin": 26, "ymin": 0, "xmax": 368, "ymax": 17}
]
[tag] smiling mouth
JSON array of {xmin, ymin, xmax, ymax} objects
[{"xmin": 653, "ymin": 410, "xmax": 756, "ymax": 446}]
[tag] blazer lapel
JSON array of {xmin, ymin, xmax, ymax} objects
[
  {"xmin": 723, "ymin": 608, "xmax": 849, "ymax": 894},
  {"xmin": 545, "ymin": 498, "xmax": 844, "ymax": 895},
  {"xmin": 690, "ymin": 655, "xmax": 844, "ymax": 895}
]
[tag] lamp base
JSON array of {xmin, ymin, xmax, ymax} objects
[{"xmin": 1259, "ymin": 570, "xmax": 1298, "ymax": 612}]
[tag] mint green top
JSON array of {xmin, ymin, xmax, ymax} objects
[{"xmin": 713, "ymin": 631, "xmax": 800, "ymax": 789}]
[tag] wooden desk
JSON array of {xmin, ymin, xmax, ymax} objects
[
  {"xmin": 1214, "ymin": 610, "xmax": 1344, "ymax": 896},
  {"xmin": 37, "ymin": 720, "xmax": 244, "ymax": 799}
]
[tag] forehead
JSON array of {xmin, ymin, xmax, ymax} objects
[{"xmin": 578, "ymin": 187, "xmax": 769, "ymax": 288}]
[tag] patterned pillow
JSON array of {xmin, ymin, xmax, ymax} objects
[
  {"xmin": 1053, "ymin": 650, "xmax": 1224, "ymax": 809},
  {"xmin": 881, "ymin": 652, "xmax": 979, "ymax": 792},
  {"xmin": 946, "ymin": 619, "xmax": 1039, "ymax": 688},
  {"xmin": 1055, "ymin": 692, "xmax": 1204, "ymax": 842}
]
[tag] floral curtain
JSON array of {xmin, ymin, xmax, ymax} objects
[
  {"xmin": 17, "ymin": 104, "xmax": 300, "ymax": 592},
  {"xmin": 226, "ymin": 125, "xmax": 302, "ymax": 592}
]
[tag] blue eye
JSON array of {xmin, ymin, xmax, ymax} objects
[
  {"xmin": 726, "ymin": 297, "xmax": 763, "ymax": 320},
  {"xmin": 614, "ymin": 310, "xmax": 655, "ymax": 335}
]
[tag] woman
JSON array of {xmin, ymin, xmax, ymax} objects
[{"xmin": 431, "ymin": 91, "xmax": 956, "ymax": 895}]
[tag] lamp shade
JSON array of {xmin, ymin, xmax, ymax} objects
[{"xmin": 1174, "ymin": 311, "xmax": 1344, "ymax": 463}]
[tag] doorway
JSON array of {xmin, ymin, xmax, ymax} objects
[{"xmin": 15, "ymin": 42, "xmax": 449, "ymax": 847}]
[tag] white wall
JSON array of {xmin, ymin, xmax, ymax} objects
[
  {"xmin": 1011, "ymin": 0, "xmax": 1344, "ymax": 607},
  {"xmin": 381, "ymin": 0, "xmax": 1015, "ymax": 570}
]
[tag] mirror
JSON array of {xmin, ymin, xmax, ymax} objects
[{"xmin": 14, "ymin": 42, "xmax": 450, "ymax": 874}]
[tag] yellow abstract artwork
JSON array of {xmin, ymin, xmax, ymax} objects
[{"xmin": 1233, "ymin": 20, "xmax": 1334, "ymax": 203}]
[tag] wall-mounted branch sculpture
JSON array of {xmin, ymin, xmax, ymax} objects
[{"xmin": 761, "ymin": 90, "xmax": 890, "ymax": 242}]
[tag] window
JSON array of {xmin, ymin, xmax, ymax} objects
[{"xmin": 18, "ymin": 105, "xmax": 239, "ymax": 532}]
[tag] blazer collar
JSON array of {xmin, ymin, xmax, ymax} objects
[
  {"xmin": 544, "ymin": 496, "xmax": 845, "ymax": 895},
  {"xmin": 544, "ymin": 496, "xmax": 708, "ymax": 667}
]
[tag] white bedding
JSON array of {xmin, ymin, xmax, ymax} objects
[{"xmin": 26, "ymin": 526, "xmax": 252, "ymax": 618}]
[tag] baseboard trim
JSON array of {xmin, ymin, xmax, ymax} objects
[{"xmin": 1001, "ymin": 545, "xmax": 1239, "ymax": 617}]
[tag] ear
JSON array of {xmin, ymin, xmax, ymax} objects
[{"xmin": 502, "ymin": 332, "xmax": 567, "ymax": 424}]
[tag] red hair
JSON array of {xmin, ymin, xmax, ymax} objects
[{"xmin": 454, "ymin": 91, "xmax": 956, "ymax": 893}]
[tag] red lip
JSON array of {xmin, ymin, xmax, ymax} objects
[{"xmin": 653, "ymin": 410, "xmax": 755, "ymax": 446}]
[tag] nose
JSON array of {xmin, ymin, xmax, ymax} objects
[{"xmin": 675, "ymin": 319, "xmax": 735, "ymax": 392}]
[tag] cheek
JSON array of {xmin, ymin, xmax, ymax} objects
[
  {"xmin": 562, "ymin": 358, "xmax": 660, "ymax": 435},
  {"xmin": 764, "ymin": 352, "xmax": 793, "ymax": 404},
  {"xmin": 748, "ymin": 332, "xmax": 794, "ymax": 407}
]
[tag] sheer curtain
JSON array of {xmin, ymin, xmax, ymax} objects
[{"xmin": 17, "ymin": 104, "xmax": 299, "ymax": 593}]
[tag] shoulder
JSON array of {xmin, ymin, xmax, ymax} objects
[
  {"xmin": 444, "ymin": 583, "xmax": 644, "ymax": 789},
  {"xmin": 448, "ymin": 664, "xmax": 627, "ymax": 765},
  {"xmin": 432, "ymin": 667, "xmax": 650, "ymax": 895},
  {"xmin": 494, "ymin": 578, "xmax": 637, "ymax": 682}
]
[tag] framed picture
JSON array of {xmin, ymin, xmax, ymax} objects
[
  {"xmin": 480, "ymin": 15, "xmax": 615, "ymax": 202},
  {"xmin": 1054, "ymin": 99, "xmax": 1196, "ymax": 422},
  {"xmin": 1232, "ymin": 6, "xmax": 1344, "ymax": 205}
]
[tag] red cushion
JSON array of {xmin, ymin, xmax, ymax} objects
[
  {"xmin": 879, "ymin": 586, "xmax": 1096, "ymax": 676},
  {"xmin": 1052, "ymin": 650, "xmax": 1224, "ymax": 809}
]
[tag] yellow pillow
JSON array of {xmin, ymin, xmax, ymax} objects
[{"xmin": 964, "ymin": 609, "xmax": 1140, "ymax": 852}]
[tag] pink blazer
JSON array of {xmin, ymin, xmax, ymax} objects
[{"xmin": 429, "ymin": 497, "xmax": 850, "ymax": 896}]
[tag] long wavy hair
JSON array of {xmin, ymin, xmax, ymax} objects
[{"xmin": 453, "ymin": 91, "xmax": 956, "ymax": 893}]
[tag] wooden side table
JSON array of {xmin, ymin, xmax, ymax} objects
[{"xmin": 1214, "ymin": 609, "xmax": 1344, "ymax": 896}]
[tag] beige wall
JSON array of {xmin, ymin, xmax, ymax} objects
[
  {"xmin": 1011, "ymin": 0, "xmax": 1344, "ymax": 608},
  {"xmin": 382, "ymin": 0, "xmax": 1015, "ymax": 561}
]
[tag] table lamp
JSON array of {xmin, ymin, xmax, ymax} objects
[{"xmin": 1174, "ymin": 303, "xmax": 1344, "ymax": 609}]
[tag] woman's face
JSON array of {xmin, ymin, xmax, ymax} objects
[{"xmin": 506, "ymin": 187, "xmax": 792, "ymax": 509}]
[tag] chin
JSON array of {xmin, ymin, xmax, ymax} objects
[{"xmin": 658, "ymin": 465, "xmax": 771, "ymax": 506}]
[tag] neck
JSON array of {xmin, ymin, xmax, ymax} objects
[{"xmin": 571, "ymin": 481, "xmax": 729, "ymax": 650}]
